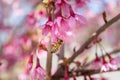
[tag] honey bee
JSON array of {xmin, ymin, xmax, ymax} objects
[{"xmin": 50, "ymin": 38, "xmax": 63, "ymax": 53}]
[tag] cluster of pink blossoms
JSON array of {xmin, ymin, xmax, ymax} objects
[
  {"xmin": 90, "ymin": 53, "xmax": 118, "ymax": 71},
  {"xmin": 26, "ymin": 0, "xmax": 87, "ymax": 43},
  {"xmin": 25, "ymin": 0, "xmax": 120, "ymax": 80},
  {"xmin": 25, "ymin": 0, "xmax": 88, "ymax": 79},
  {"xmin": 0, "ymin": 0, "xmax": 120, "ymax": 80}
]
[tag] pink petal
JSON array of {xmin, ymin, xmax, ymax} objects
[
  {"xmin": 54, "ymin": 6, "xmax": 60, "ymax": 14},
  {"xmin": 42, "ymin": 25, "xmax": 52, "ymax": 35},
  {"xmin": 55, "ymin": 17, "xmax": 62, "ymax": 27},
  {"xmin": 31, "ymin": 70, "xmax": 37, "ymax": 80},
  {"xmin": 37, "ymin": 67, "xmax": 45, "ymax": 80},
  {"xmin": 61, "ymin": 3, "xmax": 70, "ymax": 17},
  {"xmin": 51, "ymin": 24, "xmax": 60, "ymax": 42},
  {"xmin": 26, "ymin": 13, "xmax": 36, "ymax": 26},
  {"xmin": 27, "ymin": 55, "xmax": 33, "ymax": 73},
  {"xmin": 68, "ymin": 16, "xmax": 76, "ymax": 28},
  {"xmin": 75, "ymin": 14, "xmax": 87, "ymax": 24},
  {"xmin": 27, "ymin": 64, "xmax": 32, "ymax": 72},
  {"xmin": 55, "ymin": 0, "xmax": 62, "ymax": 4},
  {"xmin": 61, "ymin": 18, "xmax": 71, "ymax": 31}
]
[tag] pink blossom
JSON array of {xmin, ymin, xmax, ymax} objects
[
  {"xmin": 36, "ymin": 48, "xmax": 47, "ymax": 59},
  {"xmin": 42, "ymin": 16, "xmax": 72, "ymax": 42},
  {"xmin": 91, "ymin": 53, "xmax": 102, "ymax": 69},
  {"xmin": 68, "ymin": 7, "xmax": 87, "ymax": 28},
  {"xmin": 32, "ymin": 58, "xmax": 45, "ymax": 80},
  {"xmin": 51, "ymin": 23, "xmax": 60, "ymax": 42},
  {"xmin": 55, "ymin": 0, "xmax": 70, "ymax": 18},
  {"xmin": 1, "ymin": 38, "xmax": 28, "ymax": 69},
  {"xmin": 101, "ymin": 56, "xmax": 118, "ymax": 72},
  {"xmin": 26, "ymin": 54, "xmax": 33, "ymax": 73},
  {"xmin": 26, "ymin": 12, "xmax": 36, "ymax": 26},
  {"xmin": 40, "ymin": 36, "xmax": 50, "ymax": 48},
  {"xmin": 107, "ymin": 53, "xmax": 117, "ymax": 64},
  {"xmin": 0, "ymin": 54, "xmax": 18, "ymax": 70},
  {"xmin": 35, "ymin": 9, "xmax": 47, "ymax": 19},
  {"xmin": 19, "ymin": 35, "xmax": 32, "ymax": 51},
  {"xmin": 2, "ymin": 39, "xmax": 20, "ymax": 56},
  {"xmin": 107, "ymin": 53, "xmax": 118, "ymax": 70},
  {"xmin": 42, "ymin": 21, "xmax": 53, "ymax": 36},
  {"xmin": 101, "ymin": 56, "xmax": 111, "ymax": 72},
  {"xmin": 54, "ymin": 16, "xmax": 73, "ymax": 41}
]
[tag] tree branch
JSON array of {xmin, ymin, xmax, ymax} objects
[
  {"xmin": 52, "ymin": 13, "xmax": 120, "ymax": 79},
  {"xmin": 46, "ymin": 51, "xmax": 52, "ymax": 80},
  {"xmin": 69, "ymin": 13, "xmax": 120, "ymax": 62},
  {"xmin": 52, "ymin": 67, "xmax": 120, "ymax": 79},
  {"xmin": 52, "ymin": 48, "xmax": 120, "ymax": 79},
  {"xmin": 58, "ymin": 44, "xmax": 65, "ymax": 60},
  {"xmin": 46, "ymin": 39, "xmax": 53, "ymax": 80}
]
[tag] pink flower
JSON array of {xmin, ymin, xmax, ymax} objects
[
  {"xmin": 42, "ymin": 21, "xmax": 53, "ymax": 36},
  {"xmin": 107, "ymin": 53, "xmax": 117, "ymax": 64},
  {"xmin": 107, "ymin": 54, "xmax": 118, "ymax": 70},
  {"xmin": 32, "ymin": 58, "xmax": 45, "ymax": 80},
  {"xmin": 26, "ymin": 54, "xmax": 33, "ymax": 73},
  {"xmin": 51, "ymin": 23, "xmax": 60, "ymax": 42},
  {"xmin": 101, "ymin": 56, "xmax": 118, "ymax": 72},
  {"xmin": 42, "ymin": 19, "xmax": 59, "ymax": 42},
  {"xmin": 2, "ymin": 39, "xmax": 20, "ymax": 56},
  {"xmin": 26, "ymin": 12, "xmax": 36, "ymax": 26},
  {"xmin": 55, "ymin": 0, "xmax": 70, "ymax": 18},
  {"xmin": 54, "ymin": 16, "xmax": 73, "ymax": 41},
  {"xmin": 55, "ymin": 16, "xmax": 71, "ymax": 31},
  {"xmin": 91, "ymin": 53, "xmax": 102, "ymax": 69},
  {"xmin": 35, "ymin": 10, "xmax": 47, "ymax": 19},
  {"xmin": 42, "ymin": 16, "xmax": 72, "ymax": 42},
  {"xmin": 101, "ymin": 56, "xmax": 110, "ymax": 72},
  {"xmin": 68, "ymin": 7, "xmax": 87, "ymax": 28},
  {"xmin": 20, "ymin": 35, "xmax": 32, "ymax": 51}
]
